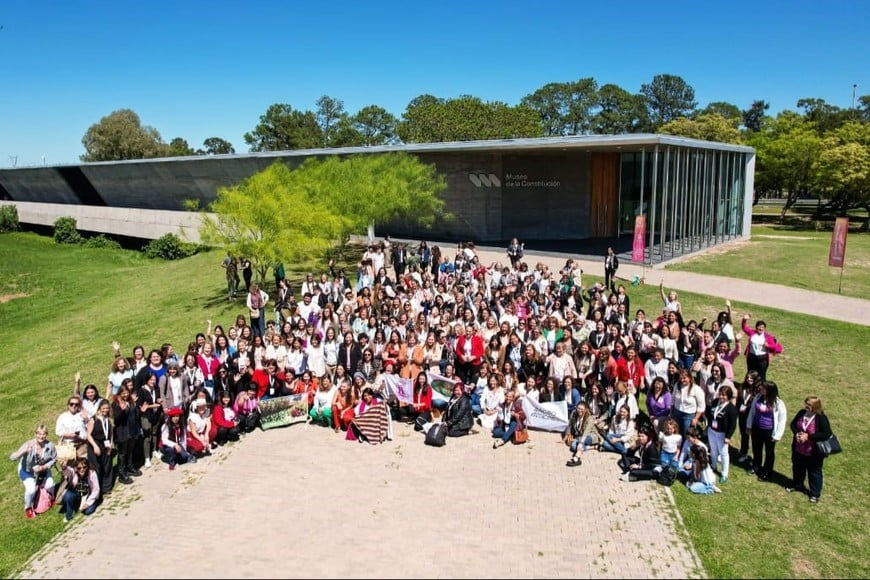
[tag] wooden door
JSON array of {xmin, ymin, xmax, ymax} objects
[{"xmin": 590, "ymin": 153, "xmax": 620, "ymax": 237}]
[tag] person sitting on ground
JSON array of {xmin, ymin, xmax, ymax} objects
[
  {"xmin": 309, "ymin": 375, "xmax": 337, "ymax": 427},
  {"xmin": 186, "ymin": 398, "xmax": 212, "ymax": 458},
  {"xmin": 445, "ymin": 382, "xmax": 474, "ymax": 437},
  {"xmin": 600, "ymin": 404, "xmax": 636, "ymax": 456},
  {"xmin": 161, "ymin": 407, "xmax": 194, "ymax": 470},
  {"xmin": 564, "ymin": 401, "xmax": 599, "ymax": 467},
  {"xmin": 686, "ymin": 444, "xmax": 721, "ymax": 494},
  {"xmin": 618, "ymin": 426, "xmax": 662, "ymax": 482},
  {"xmin": 60, "ymin": 457, "xmax": 99, "ymax": 522},
  {"xmin": 492, "ymin": 390, "xmax": 526, "ymax": 449},
  {"xmin": 233, "ymin": 383, "xmax": 261, "ymax": 433},
  {"xmin": 211, "ymin": 390, "xmax": 241, "ymax": 446},
  {"xmin": 346, "ymin": 387, "xmax": 392, "ymax": 444},
  {"xmin": 10, "ymin": 424, "xmax": 57, "ymax": 520}
]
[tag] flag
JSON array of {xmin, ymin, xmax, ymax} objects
[
  {"xmin": 258, "ymin": 393, "xmax": 307, "ymax": 430},
  {"xmin": 382, "ymin": 374, "xmax": 414, "ymax": 405},
  {"xmin": 520, "ymin": 396, "xmax": 569, "ymax": 432},
  {"xmin": 426, "ymin": 371, "xmax": 458, "ymax": 402},
  {"xmin": 632, "ymin": 215, "xmax": 646, "ymax": 263},
  {"xmin": 828, "ymin": 217, "xmax": 848, "ymax": 268}
]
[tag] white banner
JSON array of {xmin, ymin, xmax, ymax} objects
[
  {"xmin": 425, "ymin": 371, "xmax": 457, "ymax": 403},
  {"xmin": 382, "ymin": 374, "xmax": 414, "ymax": 405},
  {"xmin": 521, "ymin": 396, "xmax": 569, "ymax": 432}
]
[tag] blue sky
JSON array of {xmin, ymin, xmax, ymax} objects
[{"xmin": 0, "ymin": 0, "xmax": 866, "ymax": 167}]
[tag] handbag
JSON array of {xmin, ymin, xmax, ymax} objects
[
  {"xmin": 512, "ymin": 428, "xmax": 529, "ymax": 444},
  {"xmin": 816, "ymin": 433, "xmax": 842, "ymax": 457},
  {"xmin": 34, "ymin": 485, "xmax": 54, "ymax": 514},
  {"xmin": 249, "ymin": 307, "xmax": 260, "ymax": 319},
  {"xmin": 56, "ymin": 441, "xmax": 77, "ymax": 466}
]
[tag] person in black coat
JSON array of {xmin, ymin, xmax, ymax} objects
[
  {"xmin": 604, "ymin": 247, "xmax": 619, "ymax": 291},
  {"xmin": 787, "ymin": 395, "xmax": 833, "ymax": 503},
  {"xmin": 445, "ymin": 383, "xmax": 473, "ymax": 437},
  {"xmin": 618, "ymin": 427, "xmax": 661, "ymax": 481},
  {"xmin": 337, "ymin": 331, "xmax": 362, "ymax": 376}
]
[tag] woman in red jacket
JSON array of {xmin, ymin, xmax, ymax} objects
[
  {"xmin": 741, "ymin": 313, "xmax": 783, "ymax": 382},
  {"xmin": 455, "ymin": 325, "xmax": 485, "ymax": 385},
  {"xmin": 211, "ymin": 390, "xmax": 240, "ymax": 446}
]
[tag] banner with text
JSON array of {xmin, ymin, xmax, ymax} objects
[
  {"xmin": 382, "ymin": 374, "xmax": 415, "ymax": 405},
  {"xmin": 258, "ymin": 393, "xmax": 308, "ymax": 430},
  {"xmin": 632, "ymin": 215, "xmax": 647, "ymax": 263},
  {"xmin": 828, "ymin": 217, "xmax": 848, "ymax": 268},
  {"xmin": 520, "ymin": 396, "xmax": 569, "ymax": 432},
  {"xmin": 426, "ymin": 371, "xmax": 458, "ymax": 403}
]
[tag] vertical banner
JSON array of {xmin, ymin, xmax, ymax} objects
[
  {"xmin": 828, "ymin": 217, "xmax": 848, "ymax": 268},
  {"xmin": 632, "ymin": 215, "xmax": 647, "ymax": 263}
]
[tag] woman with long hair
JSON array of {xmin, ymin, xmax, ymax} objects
[
  {"xmin": 746, "ymin": 380, "xmax": 787, "ymax": 481},
  {"xmin": 564, "ymin": 401, "xmax": 599, "ymax": 466}
]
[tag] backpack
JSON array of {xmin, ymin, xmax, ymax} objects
[
  {"xmin": 657, "ymin": 465, "xmax": 677, "ymax": 487},
  {"xmin": 34, "ymin": 485, "xmax": 54, "ymax": 514},
  {"xmin": 425, "ymin": 423, "xmax": 448, "ymax": 447}
]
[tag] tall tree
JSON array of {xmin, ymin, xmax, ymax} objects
[
  {"xmin": 521, "ymin": 78, "xmax": 599, "ymax": 136},
  {"xmin": 352, "ymin": 105, "xmax": 398, "ymax": 146},
  {"xmin": 796, "ymin": 98, "xmax": 851, "ymax": 133},
  {"xmin": 202, "ymin": 137, "xmax": 235, "ymax": 155},
  {"xmin": 658, "ymin": 113, "xmax": 742, "ymax": 143},
  {"xmin": 592, "ymin": 84, "xmax": 648, "ymax": 134},
  {"xmin": 742, "ymin": 99, "xmax": 770, "ymax": 132},
  {"xmin": 814, "ymin": 122, "xmax": 870, "ymax": 227},
  {"xmin": 80, "ymin": 109, "xmax": 167, "ymax": 161},
  {"xmin": 243, "ymin": 104, "xmax": 322, "ymax": 152},
  {"xmin": 167, "ymin": 137, "xmax": 195, "ymax": 157},
  {"xmin": 640, "ymin": 74, "xmax": 698, "ymax": 129},
  {"xmin": 316, "ymin": 95, "xmax": 349, "ymax": 147},
  {"xmin": 700, "ymin": 101, "xmax": 742, "ymax": 121}
]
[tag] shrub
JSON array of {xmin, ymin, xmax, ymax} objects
[
  {"xmin": 0, "ymin": 205, "xmax": 19, "ymax": 232},
  {"xmin": 53, "ymin": 217, "xmax": 82, "ymax": 244},
  {"xmin": 143, "ymin": 233, "xmax": 199, "ymax": 260},
  {"xmin": 83, "ymin": 234, "xmax": 122, "ymax": 250}
]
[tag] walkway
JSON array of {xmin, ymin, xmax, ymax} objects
[{"xmin": 18, "ymin": 422, "xmax": 703, "ymax": 579}]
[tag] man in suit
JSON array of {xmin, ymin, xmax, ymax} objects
[
  {"xmin": 604, "ymin": 247, "xmax": 619, "ymax": 291},
  {"xmin": 392, "ymin": 243, "xmax": 406, "ymax": 281}
]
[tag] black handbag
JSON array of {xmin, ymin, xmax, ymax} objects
[{"xmin": 816, "ymin": 433, "xmax": 842, "ymax": 457}]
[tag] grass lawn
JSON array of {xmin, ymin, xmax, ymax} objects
[
  {"xmin": 1, "ymin": 231, "xmax": 868, "ymax": 578},
  {"xmin": 666, "ymin": 225, "xmax": 870, "ymax": 300}
]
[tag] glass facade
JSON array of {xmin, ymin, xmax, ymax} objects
[{"xmin": 619, "ymin": 146, "xmax": 748, "ymax": 264}]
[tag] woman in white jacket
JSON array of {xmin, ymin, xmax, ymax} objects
[{"xmin": 745, "ymin": 381, "xmax": 787, "ymax": 481}]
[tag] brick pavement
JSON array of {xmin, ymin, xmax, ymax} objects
[{"xmin": 18, "ymin": 422, "xmax": 704, "ymax": 579}]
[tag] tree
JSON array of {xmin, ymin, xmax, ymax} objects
[
  {"xmin": 243, "ymin": 103, "xmax": 322, "ymax": 152},
  {"xmin": 521, "ymin": 78, "xmax": 599, "ymax": 136},
  {"xmin": 700, "ymin": 101, "xmax": 742, "ymax": 121},
  {"xmin": 813, "ymin": 122, "xmax": 870, "ymax": 228},
  {"xmin": 796, "ymin": 98, "xmax": 851, "ymax": 133},
  {"xmin": 858, "ymin": 95, "xmax": 870, "ymax": 122},
  {"xmin": 80, "ymin": 109, "xmax": 167, "ymax": 161},
  {"xmin": 640, "ymin": 74, "xmax": 698, "ymax": 129},
  {"xmin": 742, "ymin": 99, "xmax": 770, "ymax": 132},
  {"xmin": 591, "ymin": 84, "xmax": 648, "ymax": 134},
  {"xmin": 167, "ymin": 137, "xmax": 195, "ymax": 157},
  {"xmin": 202, "ymin": 137, "xmax": 235, "ymax": 155},
  {"xmin": 315, "ymin": 95, "xmax": 352, "ymax": 147},
  {"xmin": 352, "ymin": 105, "xmax": 398, "ymax": 146},
  {"xmin": 397, "ymin": 94, "xmax": 541, "ymax": 143},
  {"xmin": 658, "ymin": 113, "xmax": 742, "ymax": 144}
]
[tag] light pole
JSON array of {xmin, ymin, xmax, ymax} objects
[{"xmin": 853, "ymin": 84, "xmax": 858, "ymax": 119}]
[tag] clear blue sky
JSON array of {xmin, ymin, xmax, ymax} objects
[{"xmin": 1, "ymin": 0, "xmax": 866, "ymax": 167}]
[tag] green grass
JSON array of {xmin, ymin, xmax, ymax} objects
[
  {"xmin": 666, "ymin": 225, "xmax": 870, "ymax": 300},
  {"xmin": 1, "ymin": 231, "xmax": 868, "ymax": 578}
]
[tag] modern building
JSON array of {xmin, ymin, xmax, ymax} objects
[{"xmin": 0, "ymin": 135, "xmax": 754, "ymax": 264}]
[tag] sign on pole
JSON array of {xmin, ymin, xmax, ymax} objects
[
  {"xmin": 632, "ymin": 215, "xmax": 646, "ymax": 263},
  {"xmin": 828, "ymin": 217, "xmax": 848, "ymax": 268}
]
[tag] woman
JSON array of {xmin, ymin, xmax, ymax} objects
[
  {"xmin": 309, "ymin": 375, "xmax": 337, "ymax": 426},
  {"xmin": 85, "ymin": 399, "xmax": 115, "ymax": 496},
  {"xmin": 485, "ymin": 335, "xmax": 505, "ymax": 372},
  {"xmin": 137, "ymin": 374, "xmax": 162, "ymax": 468},
  {"xmin": 294, "ymin": 370, "xmax": 320, "ymax": 409},
  {"xmin": 356, "ymin": 348, "xmax": 381, "ymax": 384},
  {"xmin": 501, "ymin": 361, "xmax": 521, "ymax": 395},
  {"xmin": 479, "ymin": 374, "xmax": 505, "ymax": 430},
  {"xmin": 401, "ymin": 332, "xmax": 425, "ymax": 380},
  {"xmin": 77, "ymin": 381, "xmax": 105, "ymax": 422},
  {"xmin": 444, "ymin": 382, "xmax": 474, "ymax": 438},
  {"xmin": 644, "ymin": 377, "xmax": 671, "ymax": 431},
  {"xmin": 346, "ymin": 387, "xmax": 392, "ymax": 444},
  {"xmin": 181, "ymin": 352, "xmax": 205, "ymax": 397},
  {"xmin": 159, "ymin": 362, "xmax": 188, "ymax": 411},
  {"xmin": 672, "ymin": 369, "xmax": 706, "ymax": 436},
  {"xmin": 247, "ymin": 282, "xmax": 269, "ymax": 338},
  {"xmin": 600, "ymin": 404, "xmax": 636, "ymax": 456},
  {"xmin": 611, "ymin": 380, "xmax": 639, "ymax": 421},
  {"xmin": 686, "ymin": 445, "xmax": 720, "ymax": 495},
  {"xmin": 736, "ymin": 371, "xmax": 760, "ymax": 464},
  {"xmin": 196, "ymin": 343, "xmax": 221, "ymax": 396},
  {"xmin": 112, "ymin": 384, "xmax": 141, "ymax": 484},
  {"xmin": 331, "ymin": 379, "xmax": 357, "ymax": 433},
  {"xmin": 492, "ymin": 390, "xmax": 526, "ymax": 448},
  {"xmin": 161, "ymin": 407, "xmax": 194, "ymax": 470},
  {"xmin": 618, "ymin": 427, "xmax": 661, "ymax": 482},
  {"xmin": 266, "ymin": 334, "xmax": 289, "ymax": 373},
  {"xmin": 561, "ymin": 376, "xmax": 582, "ymax": 415},
  {"xmin": 60, "ymin": 458, "xmax": 100, "ymax": 521},
  {"xmin": 707, "ymin": 385, "xmax": 738, "ymax": 484},
  {"xmin": 10, "ymin": 424, "xmax": 57, "ymax": 519},
  {"xmin": 787, "ymin": 396, "xmax": 832, "ymax": 503},
  {"xmin": 520, "ymin": 343, "xmax": 546, "ymax": 384},
  {"xmin": 305, "ymin": 334, "xmax": 327, "ymax": 379},
  {"xmin": 538, "ymin": 376, "xmax": 563, "ymax": 404},
  {"xmin": 212, "ymin": 390, "xmax": 241, "ymax": 446},
  {"xmin": 233, "ymin": 384, "xmax": 261, "ymax": 433},
  {"xmin": 741, "ymin": 313, "xmax": 783, "ymax": 382},
  {"xmin": 574, "ymin": 340, "xmax": 595, "ymax": 389},
  {"xmin": 409, "ymin": 372, "xmax": 433, "ymax": 420},
  {"xmin": 546, "ymin": 342, "xmax": 577, "ymax": 384},
  {"xmin": 107, "ymin": 356, "xmax": 134, "ymax": 399},
  {"xmin": 564, "ymin": 402, "xmax": 600, "ymax": 466},
  {"xmin": 746, "ymin": 381, "xmax": 787, "ymax": 481},
  {"xmin": 584, "ymin": 381, "xmax": 611, "ymax": 433},
  {"xmin": 322, "ymin": 326, "xmax": 339, "ymax": 379},
  {"xmin": 286, "ymin": 336, "xmax": 307, "ymax": 379},
  {"xmin": 186, "ymin": 399, "xmax": 212, "ymax": 458}
]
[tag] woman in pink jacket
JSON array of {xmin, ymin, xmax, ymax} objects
[{"xmin": 741, "ymin": 314, "xmax": 783, "ymax": 382}]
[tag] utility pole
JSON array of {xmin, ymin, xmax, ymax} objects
[{"xmin": 853, "ymin": 84, "xmax": 858, "ymax": 119}]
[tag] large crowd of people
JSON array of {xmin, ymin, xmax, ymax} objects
[{"xmin": 11, "ymin": 237, "xmax": 835, "ymax": 522}]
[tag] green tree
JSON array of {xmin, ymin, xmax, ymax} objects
[
  {"xmin": 700, "ymin": 101, "xmax": 742, "ymax": 121},
  {"xmin": 796, "ymin": 98, "xmax": 851, "ymax": 133},
  {"xmin": 858, "ymin": 95, "xmax": 870, "ymax": 122},
  {"xmin": 397, "ymin": 94, "xmax": 541, "ymax": 142},
  {"xmin": 521, "ymin": 78, "xmax": 599, "ymax": 136},
  {"xmin": 167, "ymin": 137, "xmax": 195, "ymax": 157},
  {"xmin": 352, "ymin": 105, "xmax": 398, "ymax": 146},
  {"xmin": 742, "ymin": 99, "xmax": 770, "ymax": 132},
  {"xmin": 591, "ymin": 84, "xmax": 648, "ymax": 134},
  {"xmin": 658, "ymin": 113, "xmax": 742, "ymax": 144},
  {"xmin": 640, "ymin": 74, "xmax": 698, "ymax": 129},
  {"xmin": 814, "ymin": 122, "xmax": 870, "ymax": 228},
  {"xmin": 80, "ymin": 109, "xmax": 167, "ymax": 161},
  {"xmin": 201, "ymin": 137, "xmax": 235, "ymax": 155},
  {"xmin": 243, "ymin": 104, "xmax": 322, "ymax": 152},
  {"xmin": 315, "ymin": 95, "xmax": 355, "ymax": 147}
]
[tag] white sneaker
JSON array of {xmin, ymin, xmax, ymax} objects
[
  {"xmin": 153, "ymin": 450, "xmax": 162, "ymax": 459},
  {"xmin": 144, "ymin": 459, "xmax": 152, "ymax": 469},
  {"xmin": 619, "ymin": 473, "xmax": 631, "ymax": 482},
  {"xmin": 713, "ymin": 485, "xmax": 723, "ymax": 494}
]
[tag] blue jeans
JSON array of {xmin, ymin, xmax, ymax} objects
[
  {"xmin": 62, "ymin": 490, "xmax": 97, "ymax": 520},
  {"xmin": 492, "ymin": 421, "xmax": 517, "ymax": 443},
  {"xmin": 687, "ymin": 482, "xmax": 715, "ymax": 495},
  {"xmin": 660, "ymin": 451, "xmax": 680, "ymax": 469},
  {"xmin": 601, "ymin": 433, "xmax": 628, "ymax": 455},
  {"xmin": 570, "ymin": 435, "xmax": 596, "ymax": 455},
  {"xmin": 673, "ymin": 410, "xmax": 694, "ymax": 436},
  {"xmin": 162, "ymin": 444, "xmax": 191, "ymax": 467},
  {"xmin": 470, "ymin": 392, "xmax": 482, "ymax": 415}
]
